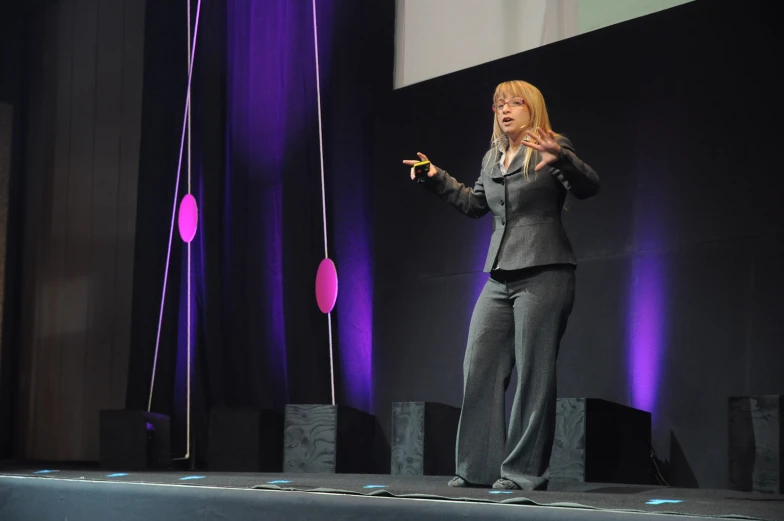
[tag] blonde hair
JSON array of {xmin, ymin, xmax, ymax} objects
[{"xmin": 488, "ymin": 80, "xmax": 558, "ymax": 177}]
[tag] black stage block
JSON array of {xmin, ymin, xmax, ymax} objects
[
  {"xmin": 99, "ymin": 410, "xmax": 170, "ymax": 470},
  {"xmin": 208, "ymin": 408, "xmax": 283, "ymax": 472},
  {"xmin": 283, "ymin": 404, "xmax": 375, "ymax": 473},
  {"xmin": 551, "ymin": 398, "xmax": 652, "ymax": 484},
  {"xmin": 391, "ymin": 401, "xmax": 460, "ymax": 475},
  {"xmin": 729, "ymin": 395, "xmax": 782, "ymax": 494}
]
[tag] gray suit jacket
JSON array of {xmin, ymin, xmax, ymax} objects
[{"xmin": 419, "ymin": 136, "xmax": 599, "ymax": 272}]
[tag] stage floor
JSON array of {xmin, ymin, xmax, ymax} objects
[{"xmin": 0, "ymin": 465, "xmax": 782, "ymax": 521}]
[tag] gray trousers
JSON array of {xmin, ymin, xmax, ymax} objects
[{"xmin": 455, "ymin": 263, "xmax": 576, "ymax": 489}]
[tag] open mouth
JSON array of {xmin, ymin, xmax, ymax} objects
[{"xmin": 502, "ymin": 117, "xmax": 513, "ymax": 124}]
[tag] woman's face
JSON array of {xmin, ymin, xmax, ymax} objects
[{"xmin": 494, "ymin": 92, "xmax": 530, "ymax": 136}]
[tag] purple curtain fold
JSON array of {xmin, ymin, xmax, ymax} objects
[{"xmin": 165, "ymin": 1, "xmax": 388, "ymax": 457}]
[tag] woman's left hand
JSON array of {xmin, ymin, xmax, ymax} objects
[{"xmin": 521, "ymin": 127, "xmax": 562, "ymax": 171}]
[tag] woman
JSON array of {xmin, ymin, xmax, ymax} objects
[{"xmin": 402, "ymin": 80, "xmax": 599, "ymax": 491}]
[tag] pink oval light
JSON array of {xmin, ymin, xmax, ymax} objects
[
  {"xmin": 178, "ymin": 194, "xmax": 198, "ymax": 243},
  {"xmin": 315, "ymin": 258, "xmax": 338, "ymax": 313}
]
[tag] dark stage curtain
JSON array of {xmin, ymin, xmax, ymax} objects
[
  {"xmin": 126, "ymin": 0, "xmax": 394, "ymax": 462},
  {"xmin": 0, "ymin": 8, "xmax": 31, "ymax": 460}
]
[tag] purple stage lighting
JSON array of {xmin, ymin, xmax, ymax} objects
[{"xmin": 628, "ymin": 252, "xmax": 666, "ymax": 416}]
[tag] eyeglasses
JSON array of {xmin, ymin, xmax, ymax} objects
[{"xmin": 492, "ymin": 98, "xmax": 526, "ymax": 112}]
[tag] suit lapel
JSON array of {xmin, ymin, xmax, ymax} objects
[
  {"xmin": 487, "ymin": 147, "xmax": 529, "ymax": 180},
  {"xmin": 487, "ymin": 149, "xmax": 504, "ymax": 179},
  {"xmin": 489, "ymin": 149, "xmax": 525, "ymax": 178},
  {"xmin": 506, "ymin": 150, "xmax": 525, "ymax": 176}
]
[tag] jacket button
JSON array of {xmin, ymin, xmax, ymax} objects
[
  {"xmin": 500, "ymin": 200, "xmax": 505, "ymax": 206},
  {"xmin": 501, "ymin": 220, "xmax": 505, "ymax": 226}
]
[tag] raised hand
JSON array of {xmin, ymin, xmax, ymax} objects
[
  {"xmin": 402, "ymin": 152, "xmax": 437, "ymax": 180},
  {"xmin": 521, "ymin": 127, "xmax": 562, "ymax": 171}
]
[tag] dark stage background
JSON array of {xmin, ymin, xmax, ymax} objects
[
  {"xmin": 0, "ymin": 0, "xmax": 146, "ymax": 461},
  {"xmin": 0, "ymin": 0, "xmax": 28, "ymax": 461},
  {"xmin": 373, "ymin": 0, "xmax": 783, "ymax": 490},
  {"xmin": 1, "ymin": 0, "xmax": 782, "ymax": 493},
  {"xmin": 125, "ymin": 0, "xmax": 395, "ymax": 465}
]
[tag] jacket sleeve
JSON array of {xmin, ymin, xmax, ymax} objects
[
  {"xmin": 417, "ymin": 153, "xmax": 491, "ymax": 219},
  {"xmin": 549, "ymin": 136, "xmax": 600, "ymax": 199}
]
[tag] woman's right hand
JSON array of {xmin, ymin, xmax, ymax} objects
[{"xmin": 402, "ymin": 152, "xmax": 437, "ymax": 180}]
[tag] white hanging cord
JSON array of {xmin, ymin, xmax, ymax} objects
[
  {"xmin": 312, "ymin": 0, "xmax": 336, "ymax": 406},
  {"xmin": 148, "ymin": 0, "xmax": 202, "ymax": 462},
  {"xmin": 173, "ymin": 0, "xmax": 195, "ymax": 462}
]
